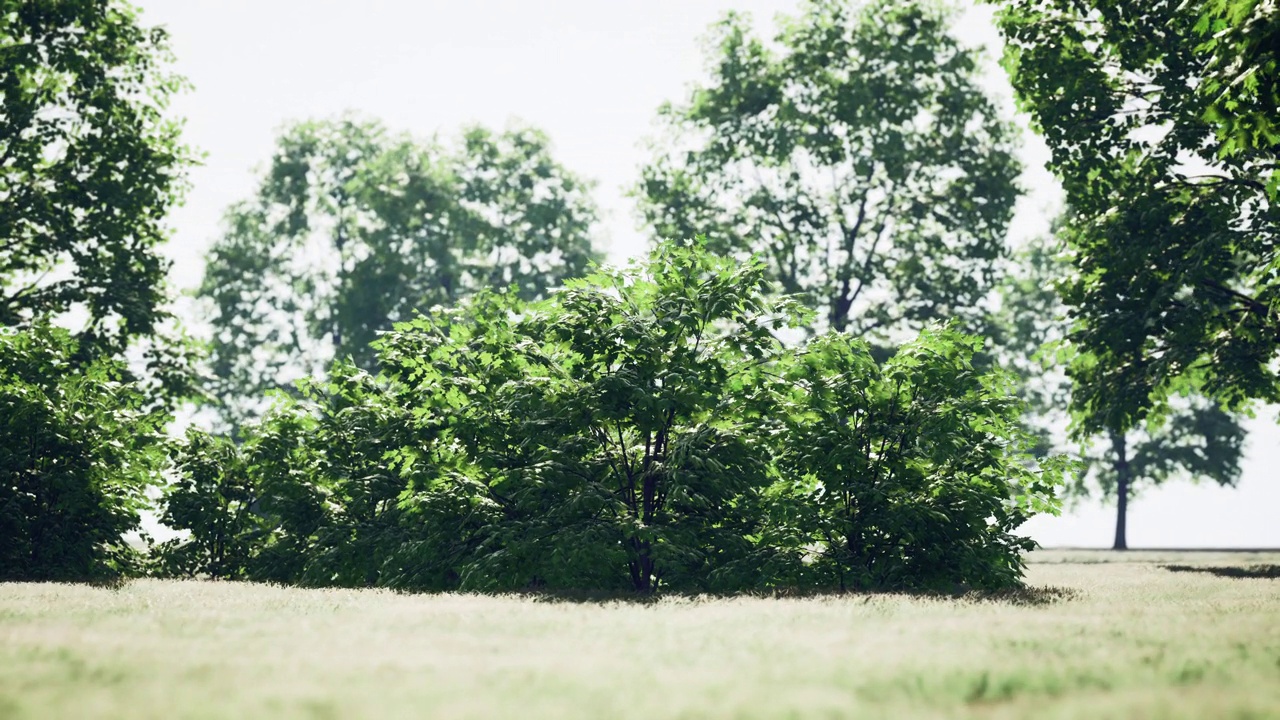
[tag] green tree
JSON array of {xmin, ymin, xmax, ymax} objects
[
  {"xmin": 994, "ymin": 0, "xmax": 1280, "ymax": 434},
  {"xmin": 995, "ymin": 236, "xmax": 1245, "ymax": 550},
  {"xmin": 200, "ymin": 116, "xmax": 600, "ymax": 427},
  {"xmin": 1, "ymin": 0, "xmax": 193, "ymax": 371},
  {"xmin": 0, "ymin": 1, "xmax": 194, "ymax": 581},
  {"xmin": 635, "ymin": 0, "xmax": 1021, "ymax": 340}
]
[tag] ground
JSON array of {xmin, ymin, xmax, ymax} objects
[{"xmin": 2, "ymin": 550, "xmax": 1278, "ymax": 719}]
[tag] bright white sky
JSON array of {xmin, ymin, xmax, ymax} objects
[{"xmin": 135, "ymin": 0, "xmax": 1278, "ymax": 548}]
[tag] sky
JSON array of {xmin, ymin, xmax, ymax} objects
[{"xmin": 133, "ymin": 0, "xmax": 1278, "ymax": 548}]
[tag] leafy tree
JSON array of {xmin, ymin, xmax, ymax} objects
[
  {"xmin": 1, "ymin": 0, "xmax": 193, "ymax": 371},
  {"xmin": 995, "ymin": 236, "xmax": 1245, "ymax": 549},
  {"xmin": 635, "ymin": 0, "xmax": 1021, "ymax": 340},
  {"xmin": 994, "ymin": 0, "xmax": 1280, "ymax": 434},
  {"xmin": 0, "ymin": 325, "xmax": 165, "ymax": 581},
  {"xmin": 200, "ymin": 116, "xmax": 601, "ymax": 427},
  {"xmin": 0, "ymin": 1, "xmax": 193, "ymax": 582}
]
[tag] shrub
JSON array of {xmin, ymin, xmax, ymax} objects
[
  {"xmin": 376, "ymin": 240, "xmax": 804, "ymax": 593},
  {"xmin": 0, "ymin": 326, "xmax": 165, "ymax": 582},
  {"xmin": 158, "ymin": 239, "xmax": 1068, "ymax": 594},
  {"xmin": 771, "ymin": 328, "xmax": 1070, "ymax": 591}
]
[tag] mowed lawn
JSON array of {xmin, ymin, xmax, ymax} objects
[{"xmin": 2, "ymin": 551, "xmax": 1278, "ymax": 720}]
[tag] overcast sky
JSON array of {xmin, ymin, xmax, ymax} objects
[{"xmin": 134, "ymin": 0, "xmax": 1278, "ymax": 548}]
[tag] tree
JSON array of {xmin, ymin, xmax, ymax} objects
[
  {"xmin": 634, "ymin": 0, "xmax": 1021, "ymax": 341},
  {"xmin": 993, "ymin": 0, "xmax": 1280, "ymax": 434},
  {"xmin": 200, "ymin": 116, "xmax": 600, "ymax": 427},
  {"xmin": 1, "ymin": 0, "xmax": 193, "ymax": 371},
  {"xmin": 995, "ymin": 235, "xmax": 1245, "ymax": 550},
  {"xmin": 0, "ymin": 1, "xmax": 193, "ymax": 581}
]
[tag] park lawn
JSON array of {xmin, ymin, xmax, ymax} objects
[{"xmin": 1, "ymin": 551, "xmax": 1278, "ymax": 720}]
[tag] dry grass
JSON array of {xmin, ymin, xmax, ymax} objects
[{"xmin": 2, "ymin": 550, "xmax": 1278, "ymax": 719}]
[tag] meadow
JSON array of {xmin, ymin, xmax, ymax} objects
[{"xmin": 2, "ymin": 550, "xmax": 1277, "ymax": 720}]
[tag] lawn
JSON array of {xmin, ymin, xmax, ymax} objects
[{"xmin": 2, "ymin": 550, "xmax": 1278, "ymax": 719}]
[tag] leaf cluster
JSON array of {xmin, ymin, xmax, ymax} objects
[{"xmin": 0, "ymin": 0, "xmax": 194, "ymax": 369}]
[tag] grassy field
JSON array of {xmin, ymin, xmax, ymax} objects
[{"xmin": 2, "ymin": 550, "xmax": 1278, "ymax": 719}]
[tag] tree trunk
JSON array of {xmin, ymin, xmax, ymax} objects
[
  {"xmin": 628, "ymin": 542, "xmax": 654, "ymax": 594},
  {"xmin": 1110, "ymin": 430, "xmax": 1130, "ymax": 551}
]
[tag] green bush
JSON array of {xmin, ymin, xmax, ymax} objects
[
  {"xmin": 155, "ymin": 365, "xmax": 420, "ymax": 587},
  {"xmin": 157, "ymin": 240, "xmax": 1068, "ymax": 594},
  {"xmin": 0, "ymin": 326, "xmax": 165, "ymax": 582},
  {"xmin": 771, "ymin": 329, "xmax": 1070, "ymax": 591},
  {"xmin": 375, "ymin": 241, "xmax": 802, "ymax": 593}
]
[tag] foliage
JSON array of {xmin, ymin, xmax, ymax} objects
[
  {"xmin": 153, "ymin": 429, "xmax": 260, "ymax": 580},
  {"xmin": 771, "ymin": 327, "xmax": 1068, "ymax": 591},
  {"xmin": 994, "ymin": 0, "xmax": 1280, "ymax": 433},
  {"xmin": 376, "ymin": 240, "xmax": 803, "ymax": 593},
  {"xmin": 161, "ymin": 240, "xmax": 1066, "ymax": 594},
  {"xmin": 0, "ymin": 0, "xmax": 194, "ymax": 374},
  {"xmin": 0, "ymin": 325, "xmax": 165, "ymax": 581},
  {"xmin": 635, "ymin": 0, "xmax": 1021, "ymax": 339},
  {"xmin": 156, "ymin": 364, "xmax": 418, "ymax": 587},
  {"xmin": 1199, "ymin": 0, "xmax": 1280, "ymax": 178},
  {"xmin": 991, "ymin": 235, "xmax": 1246, "ymax": 548},
  {"xmin": 1066, "ymin": 401, "xmax": 1245, "ymax": 504},
  {"xmin": 199, "ymin": 116, "xmax": 601, "ymax": 428}
]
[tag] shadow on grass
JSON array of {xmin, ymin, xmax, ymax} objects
[
  {"xmin": 512, "ymin": 584, "xmax": 1079, "ymax": 606},
  {"xmin": 1160, "ymin": 564, "xmax": 1280, "ymax": 579}
]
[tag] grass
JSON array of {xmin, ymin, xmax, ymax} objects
[{"xmin": 2, "ymin": 550, "xmax": 1278, "ymax": 719}]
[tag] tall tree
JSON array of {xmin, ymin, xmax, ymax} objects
[
  {"xmin": 995, "ymin": 235, "xmax": 1246, "ymax": 550},
  {"xmin": 993, "ymin": 0, "xmax": 1280, "ymax": 435},
  {"xmin": 200, "ymin": 117, "xmax": 600, "ymax": 425},
  {"xmin": 634, "ymin": 0, "xmax": 1021, "ymax": 341},
  {"xmin": 1, "ymin": 0, "xmax": 193, "ymax": 371}
]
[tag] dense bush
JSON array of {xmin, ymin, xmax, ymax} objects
[
  {"xmin": 770, "ymin": 330, "xmax": 1068, "ymax": 591},
  {"xmin": 375, "ymin": 242, "xmax": 805, "ymax": 593},
  {"xmin": 156, "ymin": 365, "xmax": 415, "ymax": 586},
  {"xmin": 155, "ymin": 240, "xmax": 1068, "ymax": 593},
  {"xmin": 0, "ymin": 326, "xmax": 165, "ymax": 581}
]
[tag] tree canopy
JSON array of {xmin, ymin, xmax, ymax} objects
[
  {"xmin": 635, "ymin": 0, "xmax": 1021, "ymax": 340},
  {"xmin": 0, "ymin": 0, "xmax": 193, "ymax": 367},
  {"xmin": 199, "ymin": 116, "xmax": 601, "ymax": 426},
  {"xmin": 994, "ymin": 0, "xmax": 1280, "ymax": 433},
  {"xmin": 994, "ymin": 234, "xmax": 1246, "ymax": 549}
]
